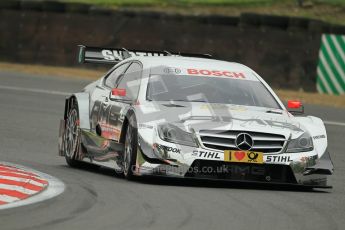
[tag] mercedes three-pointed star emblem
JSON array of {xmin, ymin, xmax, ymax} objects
[{"xmin": 235, "ymin": 133, "xmax": 254, "ymax": 150}]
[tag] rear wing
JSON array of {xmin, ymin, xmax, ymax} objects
[{"xmin": 77, "ymin": 45, "xmax": 212, "ymax": 64}]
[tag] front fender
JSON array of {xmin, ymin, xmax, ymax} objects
[
  {"xmin": 59, "ymin": 92, "xmax": 90, "ymax": 156},
  {"xmin": 64, "ymin": 93, "xmax": 90, "ymax": 130}
]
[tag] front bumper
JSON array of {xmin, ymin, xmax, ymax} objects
[{"xmin": 136, "ymin": 139, "xmax": 334, "ymax": 188}]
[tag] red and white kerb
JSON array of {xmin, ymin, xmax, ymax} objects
[{"xmin": 0, "ymin": 164, "xmax": 48, "ymax": 205}]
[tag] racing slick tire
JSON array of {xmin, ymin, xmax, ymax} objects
[
  {"xmin": 123, "ymin": 115, "xmax": 138, "ymax": 180},
  {"xmin": 63, "ymin": 103, "xmax": 82, "ymax": 168}
]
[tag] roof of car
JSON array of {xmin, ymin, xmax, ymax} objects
[{"xmin": 125, "ymin": 56, "xmax": 254, "ymax": 73}]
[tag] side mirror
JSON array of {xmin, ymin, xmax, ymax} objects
[
  {"xmin": 109, "ymin": 88, "xmax": 126, "ymax": 101},
  {"xmin": 287, "ymin": 100, "xmax": 304, "ymax": 114}
]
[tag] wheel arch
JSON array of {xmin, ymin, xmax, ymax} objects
[
  {"xmin": 119, "ymin": 108, "xmax": 136, "ymax": 144},
  {"xmin": 64, "ymin": 93, "xmax": 90, "ymax": 130}
]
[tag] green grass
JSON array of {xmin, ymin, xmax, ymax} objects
[
  {"xmin": 61, "ymin": 0, "xmax": 345, "ymax": 25},
  {"xmin": 315, "ymin": 0, "xmax": 345, "ymax": 5},
  {"xmin": 175, "ymin": 0, "xmax": 275, "ymax": 5},
  {"xmin": 64, "ymin": 0, "xmax": 161, "ymax": 6},
  {"xmin": 62, "ymin": 0, "xmax": 345, "ymax": 6},
  {"xmin": 63, "ymin": 0, "xmax": 276, "ymax": 6}
]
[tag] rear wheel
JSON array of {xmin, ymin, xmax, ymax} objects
[
  {"xmin": 123, "ymin": 116, "xmax": 138, "ymax": 180},
  {"xmin": 63, "ymin": 104, "xmax": 81, "ymax": 167}
]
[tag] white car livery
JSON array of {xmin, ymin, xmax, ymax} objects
[{"xmin": 58, "ymin": 45, "xmax": 333, "ymax": 188}]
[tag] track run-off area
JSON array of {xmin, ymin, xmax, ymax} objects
[{"xmin": 0, "ymin": 70, "xmax": 344, "ymax": 230}]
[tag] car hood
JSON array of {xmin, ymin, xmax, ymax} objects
[{"xmin": 136, "ymin": 101, "xmax": 305, "ymax": 138}]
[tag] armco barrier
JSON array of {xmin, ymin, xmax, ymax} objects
[
  {"xmin": 1, "ymin": 1, "xmax": 345, "ymax": 91},
  {"xmin": 317, "ymin": 34, "xmax": 345, "ymax": 95}
]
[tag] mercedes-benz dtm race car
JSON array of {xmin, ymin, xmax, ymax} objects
[{"xmin": 58, "ymin": 45, "xmax": 333, "ymax": 188}]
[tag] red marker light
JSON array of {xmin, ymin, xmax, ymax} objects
[{"xmin": 287, "ymin": 100, "xmax": 302, "ymax": 109}]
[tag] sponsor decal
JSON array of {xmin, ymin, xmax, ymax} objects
[
  {"xmin": 102, "ymin": 49, "xmax": 166, "ymax": 61},
  {"xmin": 300, "ymin": 155, "xmax": 318, "ymax": 167},
  {"xmin": 99, "ymin": 123, "xmax": 121, "ymax": 140},
  {"xmin": 155, "ymin": 144, "xmax": 181, "ymax": 153},
  {"xmin": 102, "ymin": 50, "xmax": 121, "ymax": 60},
  {"xmin": 290, "ymin": 155, "xmax": 318, "ymax": 173},
  {"xmin": 222, "ymin": 165, "xmax": 265, "ymax": 176},
  {"xmin": 266, "ymin": 155, "xmax": 292, "ymax": 163},
  {"xmin": 192, "ymin": 150, "xmax": 221, "ymax": 159},
  {"xmin": 187, "ymin": 68, "xmax": 246, "ymax": 78},
  {"xmin": 224, "ymin": 150, "xmax": 264, "ymax": 164},
  {"xmin": 164, "ymin": 67, "xmax": 181, "ymax": 74},
  {"xmin": 313, "ymin": 134, "xmax": 325, "ymax": 140}
]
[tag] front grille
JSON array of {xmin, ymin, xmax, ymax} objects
[
  {"xmin": 199, "ymin": 130, "xmax": 286, "ymax": 154},
  {"xmin": 185, "ymin": 160, "xmax": 297, "ymax": 183}
]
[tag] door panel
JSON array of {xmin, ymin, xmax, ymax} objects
[
  {"xmin": 90, "ymin": 86, "xmax": 109, "ymax": 131},
  {"xmin": 83, "ymin": 61, "xmax": 142, "ymax": 168},
  {"xmin": 105, "ymin": 62, "xmax": 143, "ymax": 143}
]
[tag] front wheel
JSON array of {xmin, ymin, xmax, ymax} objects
[
  {"xmin": 63, "ymin": 104, "xmax": 81, "ymax": 167},
  {"xmin": 123, "ymin": 116, "xmax": 138, "ymax": 180}
]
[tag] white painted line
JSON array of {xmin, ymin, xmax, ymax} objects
[
  {"xmin": 0, "ymin": 169, "xmax": 38, "ymax": 177},
  {"xmin": 0, "ymin": 162, "xmax": 65, "ymax": 210},
  {"xmin": 0, "ymin": 184, "xmax": 38, "ymax": 195},
  {"xmin": 324, "ymin": 120, "xmax": 345, "ymax": 127},
  {"xmin": 0, "ymin": 85, "xmax": 70, "ymax": 96},
  {"xmin": 0, "ymin": 175, "xmax": 46, "ymax": 187},
  {"xmin": 0, "ymin": 195, "xmax": 20, "ymax": 203}
]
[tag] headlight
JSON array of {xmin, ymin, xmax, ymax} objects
[
  {"xmin": 157, "ymin": 124, "xmax": 197, "ymax": 147},
  {"xmin": 286, "ymin": 132, "xmax": 314, "ymax": 153}
]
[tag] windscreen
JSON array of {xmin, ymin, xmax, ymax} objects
[{"xmin": 147, "ymin": 73, "xmax": 281, "ymax": 109}]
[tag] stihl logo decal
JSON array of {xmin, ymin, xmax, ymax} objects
[
  {"xmin": 266, "ymin": 155, "xmax": 292, "ymax": 163},
  {"xmin": 193, "ymin": 150, "xmax": 221, "ymax": 159},
  {"xmin": 187, "ymin": 69, "xmax": 246, "ymax": 78}
]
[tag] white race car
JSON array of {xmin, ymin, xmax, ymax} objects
[{"xmin": 58, "ymin": 45, "xmax": 333, "ymax": 188}]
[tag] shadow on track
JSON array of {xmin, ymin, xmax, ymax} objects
[
  {"xmin": 59, "ymin": 162, "xmax": 330, "ymax": 194},
  {"xmin": 136, "ymin": 176, "xmax": 330, "ymax": 193}
]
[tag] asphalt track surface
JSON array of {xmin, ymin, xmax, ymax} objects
[{"xmin": 0, "ymin": 70, "xmax": 344, "ymax": 230}]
